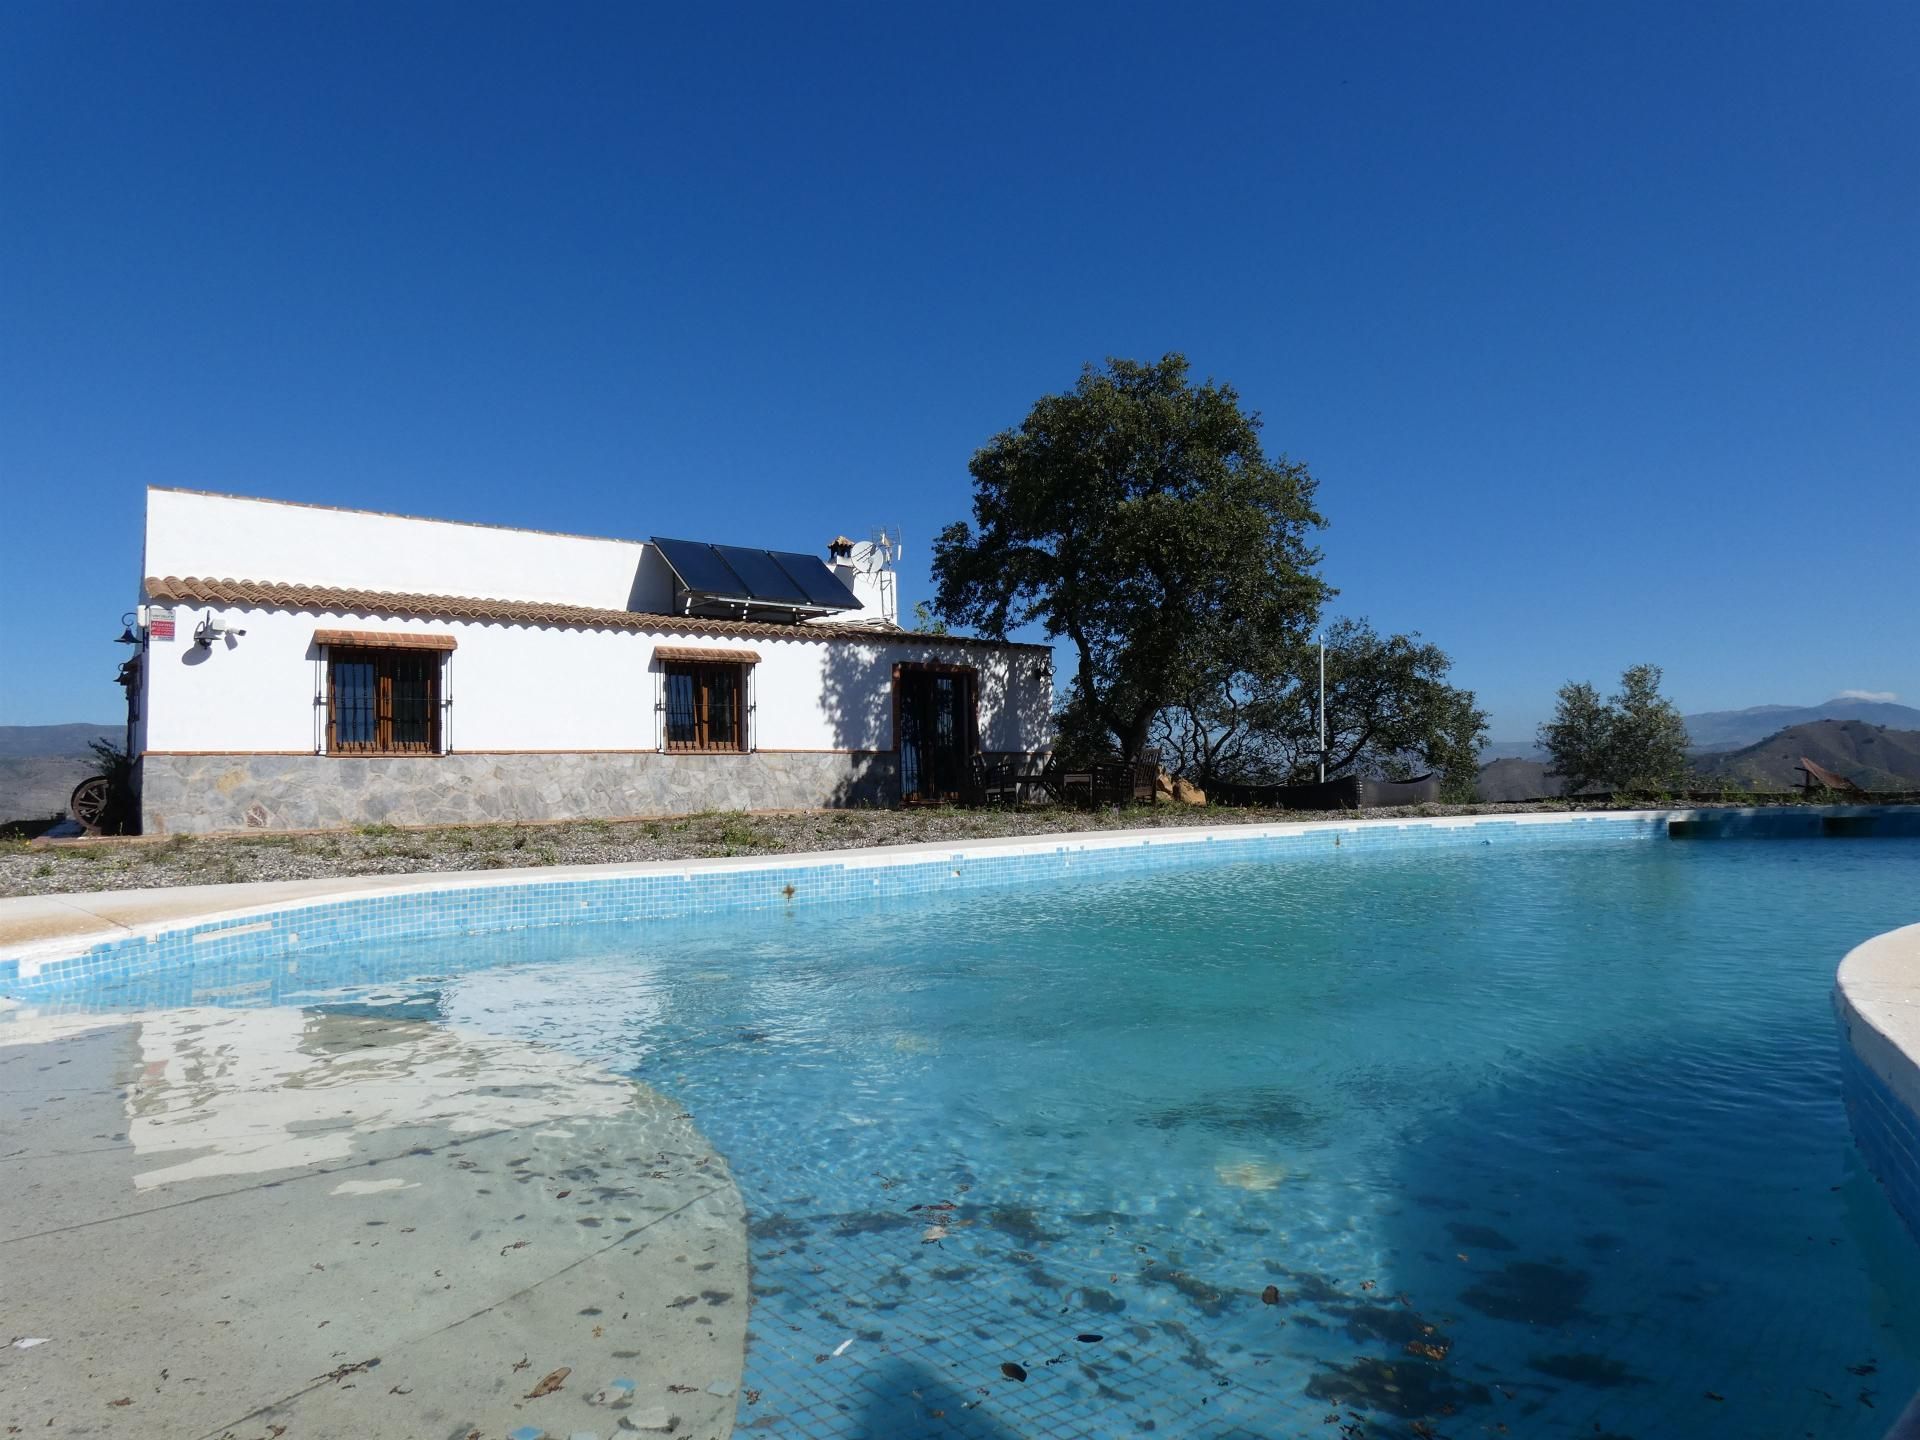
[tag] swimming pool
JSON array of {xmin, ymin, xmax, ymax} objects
[{"xmin": 12, "ymin": 823, "xmax": 1920, "ymax": 1438}]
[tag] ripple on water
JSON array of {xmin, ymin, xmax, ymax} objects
[{"xmin": 66, "ymin": 833, "xmax": 1920, "ymax": 1438}]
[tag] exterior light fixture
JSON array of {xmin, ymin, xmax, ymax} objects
[
  {"xmin": 192, "ymin": 612, "xmax": 247, "ymax": 650},
  {"xmin": 115, "ymin": 612, "xmax": 140, "ymax": 645}
]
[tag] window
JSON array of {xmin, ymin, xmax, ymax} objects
[
  {"xmin": 663, "ymin": 661, "xmax": 745, "ymax": 752},
  {"xmin": 328, "ymin": 647, "xmax": 441, "ymax": 755}
]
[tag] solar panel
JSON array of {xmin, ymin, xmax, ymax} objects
[
  {"xmin": 650, "ymin": 536, "xmax": 862, "ymax": 613},
  {"xmin": 769, "ymin": 550, "xmax": 863, "ymax": 610},
  {"xmin": 653, "ymin": 537, "xmax": 750, "ymax": 598},
  {"xmin": 711, "ymin": 544, "xmax": 814, "ymax": 606}
]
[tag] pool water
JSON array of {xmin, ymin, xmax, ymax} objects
[{"xmin": 55, "ymin": 835, "xmax": 1920, "ymax": 1437}]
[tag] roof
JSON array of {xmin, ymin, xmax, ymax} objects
[
  {"xmin": 654, "ymin": 646, "xmax": 764, "ymax": 665},
  {"xmin": 312, "ymin": 628, "xmax": 458, "ymax": 652},
  {"xmin": 1798, "ymin": 757, "xmax": 1864, "ymax": 792},
  {"xmin": 146, "ymin": 576, "xmax": 1049, "ymax": 652}
]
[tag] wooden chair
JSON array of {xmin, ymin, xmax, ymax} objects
[{"xmin": 968, "ymin": 754, "xmax": 1020, "ymax": 806}]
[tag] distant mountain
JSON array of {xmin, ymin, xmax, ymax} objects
[
  {"xmin": 0, "ymin": 757, "xmax": 96, "ymax": 823},
  {"xmin": 1483, "ymin": 698, "xmax": 1920, "ymax": 763},
  {"xmin": 1478, "ymin": 739, "xmax": 1544, "ymax": 763},
  {"xmin": 0, "ymin": 723, "xmax": 119, "ymax": 758},
  {"xmin": 1692, "ymin": 721, "xmax": 1920, "ymax": 792},
  {"xmin": 1682, "ymin": 699, "xmax": 1920, "ymax": 753},
  {"xmin": 0, "ymin": 723, "xmax": 118, "ymax": 823}
]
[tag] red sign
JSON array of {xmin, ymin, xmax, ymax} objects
[{"xmin": 148, "ymin": 605, "xmax": 176, "ymax": 640}]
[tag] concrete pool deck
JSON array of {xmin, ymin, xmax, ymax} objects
[{"xmin": 1, "ymin": 1006, "xmax": 748, "ymax": 1440}]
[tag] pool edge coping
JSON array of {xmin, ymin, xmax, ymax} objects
[
  {"xmin": 11, "ymin": 802, "xmax": 1917, "ymax": 988},
  {"xmin": 1835, "ymin": 924, "xmax": 1920, "ymax": 1230},
  {"xmin": 1, "ymin": 807, "xmax": 1691, "ymax": 981}
]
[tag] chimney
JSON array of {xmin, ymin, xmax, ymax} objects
[{"xmin": 821, "ymin": 532, "xmax": 899, "ymax": 627}]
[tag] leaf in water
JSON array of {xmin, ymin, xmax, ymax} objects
[
  {"xmin": 1075, "ymin": 1334, "xmax": 1103, "ymax": 1344},
  {"xmin": 1000, "ymin": 1362, "xmax": 1027, "ymax": 1383},
  {"xmin": 669, "ymin": 1383, "xmax": 698, "ymax": 1393},
  {"xmin": 1261, "ymin": 1285, "xmax": 1280, "ymax": 1305},
  {"xmin": 107, "ymin": 1399, "xmax": 131, "ymax": 1408},
  {"xmin": 922, "ymin": 1226, "xmax": 949, "ymax": 1243},
  {"xmin": 500, "ymin": 1240, "xmax": 530, "ymax": 1256},
  {"xmin": 525, "ymin": 1366, "xmax": 570, "ymax": 1399},
  {"xmin": 556, "ymin": 1190, "xmax": 571, "ymax": 1199},
  {"xmin": 511, "ymin": 1357, "xmax": 531, "ymax": 1372}
]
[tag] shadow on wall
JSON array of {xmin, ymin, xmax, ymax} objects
[
  {"xmin": 999, "ymin": 646, "xmax": 1056, "ymax": 758},
  {"xmin": 818, "ymin": 638, "xmax": 899, "ymax": 807},
  {"xmin": 626, "ymin": 547, "xmax": 679, "ymax": 613},
  {"xmin": 814, "ymin": 634, "xmax": 1056, "ymax": 809}
]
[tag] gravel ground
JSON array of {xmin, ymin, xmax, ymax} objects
[{"xmin": 0, "ymin": 801, "xmax": 1628, "ymax": 898}]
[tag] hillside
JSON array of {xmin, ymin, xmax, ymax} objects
[
  {"xmin": 0, "ymin": 723, "xmax": 117, "ymax": 824},
  {"xmin": 1691, "ymin": 721, "xmax": 1920, "ymax": 792},
  {"xmin": 0, "ymin": 723, "xmax": 119, "ymax": 758},
  {"xmin": 1682, "ymin": 700, "xmax": 1920, "ymax": 752},
  {"xmin": 0, "ymin": 757, "xmax": 97, "ymax": 823},
  {"xmin": 1476, "ymin": 757, "xmax": 1570, "ymax": 802},
  {"xmin": 1478, "ymin": 740, "xmax": 1544, "ymax": 763}
]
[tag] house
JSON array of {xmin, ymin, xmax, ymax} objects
[{"xmin": 126, "ymin": 488, "xmax": 1052, "ymax": 833}]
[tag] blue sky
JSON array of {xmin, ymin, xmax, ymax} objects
[{"xmin": 2, "ymin": 2, "xmax": 1914, "ymax": 736}]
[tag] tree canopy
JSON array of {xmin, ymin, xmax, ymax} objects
[
  {"xmin": 1538, "ymin": 663, "xmax": 1692, "ymax": 794},
  {"xmin": 931, "ymin": 354, "xmax": 1330, "ymax": 763},
  {"xmin": 1153, "ymin": 618, "xmax": 1488, "ymax": 800}
]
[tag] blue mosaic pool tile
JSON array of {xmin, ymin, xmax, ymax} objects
[
  {"xmin": 1842, "ymin": 1045, "xmax": 1920, "ymax": 1241},
  {"xmin": 2, "ymin": 810, "xmax": 1872, "ymax": 1003}
]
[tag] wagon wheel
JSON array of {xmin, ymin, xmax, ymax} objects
[{"xmin": 69, "ymin": 775, "xmax": 111, "ymax": 833}]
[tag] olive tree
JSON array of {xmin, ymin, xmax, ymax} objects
[{"xmin": 1539, "ymin": 663, "xmax": 1692, "ymax": 794}]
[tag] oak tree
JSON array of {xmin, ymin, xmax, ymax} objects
[{"xmin": 931, "ymin": 354, "xmax": 1329, "ymax": 764}]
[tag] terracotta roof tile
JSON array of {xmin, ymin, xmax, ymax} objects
[
  {"xmin": 312, "ymin": 628, "xmax": 458, "ymax": 651},
  {"xmin": 146, "ymin": 576, "xmax": 1047, "ymax": 652},
  {"xmin": 654, "ymin": 645, "xmax": 763, "ymax": 664}
]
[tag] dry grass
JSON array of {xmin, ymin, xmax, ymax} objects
[{"xmin": 0, "ymin": 798, "xmax": 1613, "ymax": 898}]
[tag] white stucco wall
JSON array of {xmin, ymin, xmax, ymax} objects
[
  {"xmin": 136, "ymin": 488, "xmax": 1052, "ymax": 766},
  {"xmin": 146, "ymin": 488, "xmax": 672, "ymax": 611},
  {"xmin": 139, "ymin": 608, "xmax": 1052, "ymax": 756}
]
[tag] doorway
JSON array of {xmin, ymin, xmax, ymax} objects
[{"xmin": 896, "ymin": 664, "xmax": 977, "ymax": 803}]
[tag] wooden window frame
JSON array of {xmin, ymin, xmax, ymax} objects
[
  {"xmin": 326, "ymin": 645, "xmax": 443, "ymax": 757},
  {"xmin": 662, "ymin": 660, "xmax": 748, "ymax": 754}
]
